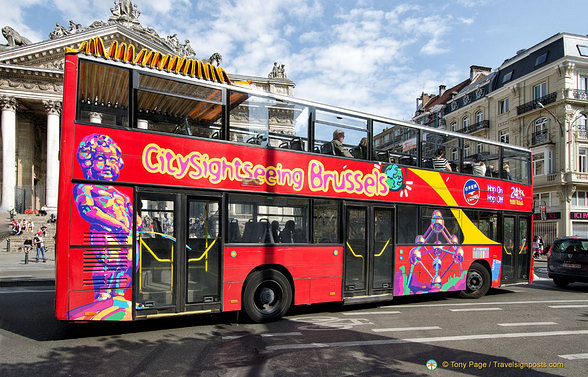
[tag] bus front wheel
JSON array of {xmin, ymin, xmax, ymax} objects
[
  {"xmin": 460, "ymin": 263, "xmax": 490, "ymax": 299},
  {"xmin": 243, "ymin": 269, "xmax": 292, "ymax": 323}
]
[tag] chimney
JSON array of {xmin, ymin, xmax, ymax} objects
[
  {"xmin": 470, "ymin": 65, "xmax": 492, "ymax": 81},
  {"xmin": 439, "ymin": 85, "xmax": 446, "ymax": 96}
]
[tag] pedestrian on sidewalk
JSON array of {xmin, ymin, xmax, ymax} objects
[{"xmin": 33, "ymin": 231, "xmax": 46, "ymax": 262}]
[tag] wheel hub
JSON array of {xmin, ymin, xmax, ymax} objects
[
  {"xmin": 468, "ymin": 271, "xmax": 483, "ymax": 291},
  {"xmin": 259, "ymin": 287, "xmax": 276, "ymax": 305}
]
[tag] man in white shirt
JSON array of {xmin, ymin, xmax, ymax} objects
[{"xmin": 472, "ymin": 154, "xmax": 486, "ymax": 176}]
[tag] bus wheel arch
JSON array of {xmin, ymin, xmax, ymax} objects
[
  {"xmin": 242, "ymin": 266, "xmax": 293, "ymax": 323},
  {"xmin": 460, "ymin": 261, "xmax": 491, "ymax": 299}
]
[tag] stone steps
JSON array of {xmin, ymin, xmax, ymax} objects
[{"xmin": 3, "ymin": 214, "xmax": 56, "ymax": 253}]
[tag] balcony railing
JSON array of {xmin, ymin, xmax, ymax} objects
[
  {"xmin": 457, "ymin": 120, "xmax": 489, "ymax": 134},
  {"xmin": 516, "ymin": 92, "xmax": 557, "ymax": 115},
  {"xmin": 573, "ymin": 89, "xmax": 588, "ymax": 100},
  {"xmin": 532, "ymin": 130, "xmax": 550, "ymax": 145}
]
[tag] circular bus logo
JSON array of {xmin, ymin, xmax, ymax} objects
[{"xmin": 463, "ymin": 179, "xmax": 480, "ymax": 205}]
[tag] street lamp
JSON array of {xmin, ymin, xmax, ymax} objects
[{"xmin": 537, "ymin": 102, "xmax": 564, "ymax": 136}]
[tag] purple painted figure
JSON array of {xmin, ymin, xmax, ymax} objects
[{"xmin": 69, "ymin": 134, "xmax": 137, "ymax": 320}]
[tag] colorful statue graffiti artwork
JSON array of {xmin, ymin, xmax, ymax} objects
[
  {"xmin": 396, "ymin": 210, "xmax": 466, "ymax": 294},
  {"xmin": 68, "ymin": 134, "xmax": 135, "ymax": 320}
]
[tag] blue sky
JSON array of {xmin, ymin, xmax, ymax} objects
[{"xmin": 2, "ymin": 0, "xmax": 587, "ymax": 120}]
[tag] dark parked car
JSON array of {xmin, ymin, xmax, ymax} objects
[{"xmin": 547, "ymin": 237, "xmax": 588, "ymax": 288}]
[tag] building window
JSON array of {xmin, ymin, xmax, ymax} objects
[
  {"xmin": 476, "ymin": 142, "xmax": 483, "ymax": 154},
  {"xmin": 533, "ymin": 82, "xmax": 547, "ymax": 100},
  {"xmin": 580, "ymin": 149, "xmax": 588, "ymax": 173},
  {"xmin": 577, "ymin": 45, "xmax": 588, "ymax": 57},
  {"xmin": 534, "ymin": 152, "xmax": 545, "ymax": 176},
  {"xmin": 535, "ymin": 192, "xmax": 559, "ymax": 209},
  {"xmin": 464, "ymin": 144, "xmax": 470, "ymax": 158},
  {"xmin": 475, "ymin": 111, "xmax": 484, "ymax": 124},
  {"xmin": 498, "ymin": 98, "xmax": 509, "ymax": 114},
  {"xmin": 534, "ymin": 52, "xmax": 548, "ymax": 66},
  {"xmin": 533, "ymin": 117, "xmax": 549, "ymax": 144},
  {"xmin": 499, "ymin": 130, "xmax": 510, "ymax": 144},
  {"xmin": 580, "ymin": 76, "xmax": 588, "ymax": 91},
  {"xmin": 572, "ymin": 191, "xmax": 588, "ymax": 208},
  {"xmin": 462, "ymin": 116, "xmax": 470, "ymax": 130},
  {"xmin": 533, "ymin": 146, "xmax": 554, "ymax": 176},
  {"xmin": 577, "ymin": 114, "xmax": 587, "ymax": 139},
  {"xmin": 450, "ymin": 122, "xmax": 457, "ymax": 132},
  {"xmin": 502, "ymin": 71, "xmax": 513, "ymax": 83}
]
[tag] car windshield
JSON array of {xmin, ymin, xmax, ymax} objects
[{"xmin": 553, "ymin": 239, "xmax": 588, "ymax": 254}]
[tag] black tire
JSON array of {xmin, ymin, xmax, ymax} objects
[
  {"xmin": 460, "ymin": 263, "xmax": 491, "ymax": 299},
  {"xmin": 243, "ymin": 269, "xmax": 292, "ymax": 323},
  {"xmin": 553, "ymin": 277, "xmax": 570, "ymax": 289}
]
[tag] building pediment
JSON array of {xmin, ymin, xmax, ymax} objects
[
  {"xmin": 0, "ymin": 24, "xmax": 186, "ymax": 69},
  {"xmin": 0, "ymin": 0, "xmax": 212, "ymax": 72}
]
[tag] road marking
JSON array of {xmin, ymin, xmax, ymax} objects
[
  {"xmin": 558, "ymin": 353, "xmax": 588, "ymax": 360},
  {"xmin": 223, "ymin": 332, "xmax": 302, "ymax": 340},
  {"xmin": 449, "ymin": 307, "xmax": 502, "ymax": 312},
  {"xmin": 372, "ymin": 326, "xmax": 441, "ymax": 333},
  {"xmin": 548, "ymin": 305, "xmax": 588, "ymax": 309},
  {"xmin": 498, "ymin": 322, "xmax": 557, "ymax": 327},
  {"xmin": 261, "ymin": 332, "xmax": 302, "ymax": 338},
  {"xmin": 266, "ymin": 330, "xmax": 588, "ymax": 351},
  {"xmin": 343, "ymin": 311, "xmax": 401, "ymax": 316},
  {"xmin": 380, "ymin": 299, "xmax": 588, "ymax": 309}
]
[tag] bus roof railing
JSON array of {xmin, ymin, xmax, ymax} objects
[{"xmin": 73, "ymin": 48, "xmax": 531, "ymax": 155}]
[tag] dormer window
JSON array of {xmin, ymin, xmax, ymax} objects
[
  {"xmin": 502, "ymin": 71, "xmax": 513, "ymax": 83},
  {"xmin": 535, "ymin": 52, "xmax": 548, "ymax": 66}
]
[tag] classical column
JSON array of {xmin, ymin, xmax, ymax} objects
[
  {"xmin": 43, "ymin": 100, "xmax": 61, "ymax": 213},
  {"xmin": 0, "ymin": 96, "xmax": 17, "ymax": 211}
]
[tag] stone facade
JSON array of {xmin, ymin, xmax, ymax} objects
[
  {"xmin": 415, "ymin": 33, "xmax": 588, "ymax": 245},
  {"xmin": 0, "ymin": 0, "xmax": 295, "ymax": 214}
]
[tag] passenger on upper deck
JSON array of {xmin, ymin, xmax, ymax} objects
[
  {"xmin": 472, "ymin": 154, "xmax": 486, "ymax": 176},
  {"xmin": 332, "ymin": 129, "xmax": 353, "ymax": 158},
  {"xmin": 502, "ymin": 164, "xmax": 513, "ymax": 180},
  {"xmin": 352, "ymin": 137, "xmax": 368, "ymax": 159},
  {"xmin": 432, "ymin": 148, "xmax": 452, "ymax": 172}
]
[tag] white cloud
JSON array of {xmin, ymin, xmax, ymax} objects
[
  {"xmin": 0, "ymin": 0, "xmax": 489, "ymax": 121},
  {"xmin": 460, "ymin": 17, "xmax": 474, "ymax": 25},
  {"xmin": 0, "ymin": 0, "xmax": 46, "ymax": 42}
]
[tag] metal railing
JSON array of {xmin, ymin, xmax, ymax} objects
[
  {"xmin": 573, "ymin": 89, "xmax": 588, "ymax": 100},
  {"xmin": 516, "ymin": 92, "xmax": 557, "ymax": 115},
  {"xmin": 532, "ymin": 130, "xmax": 550, "ymax": 145},
  {"xmin": 457, "ymin": 120, "xmax": 489, "ymax": 134}
]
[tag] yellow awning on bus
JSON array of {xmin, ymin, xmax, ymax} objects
[{"xmin": 66, "ymin": 36, "xmax": 232, "ymax": 85}]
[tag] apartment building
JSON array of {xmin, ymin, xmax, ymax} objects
[{"xmin": 415, "ymin": 33, "xmax": 588, "ymax": 245}]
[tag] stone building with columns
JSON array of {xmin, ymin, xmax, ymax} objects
[{"xmin": 0, "ymin": 0, "xmax": 294, "ymax": 214}]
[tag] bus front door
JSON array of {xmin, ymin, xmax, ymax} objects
[
  {"xmin": 136, "ymin": 192, "xmax": 221, "ymax": 315},
  {"xmin": 136, "ymin": 192, "xmax": 177, "ymax": 312},
  {"xmin": 344, "ymin": 205, "xmax": 394, "ymax": 297}
]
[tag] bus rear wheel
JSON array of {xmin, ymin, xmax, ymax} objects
[
  {"xmin": 243, "ymin": 269, "xmax": 292, "ymax": 323},
  {"xmin": 460, "ymin": 263, "xmax": 490, "ymax": 299}
]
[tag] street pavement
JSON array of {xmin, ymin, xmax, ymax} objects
[{"xmin": 0, "ymin": 249, "xmax": 55, "ymax": 286}]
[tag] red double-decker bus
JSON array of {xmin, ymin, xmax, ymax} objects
[{"xmin": 55, "ymin": 37, "xmax": 533, "ymax": 322}]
